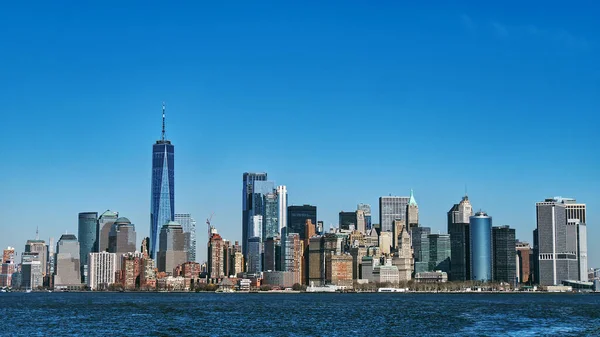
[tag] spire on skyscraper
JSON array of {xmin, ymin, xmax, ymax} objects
[
  {"xmin": 162, "ymin": 102, "xmax": 166, "ymax": 141},
  {"xmin": 408, "ymin": 189, "xmax": 418, "ymax": 206}
]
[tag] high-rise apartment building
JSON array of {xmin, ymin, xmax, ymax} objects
[
  {"xmin": 88, "ymin": 252, "xmax": 116, "ymax": 290},
  {"xmin": 175, "ymin": 214, "xmax": 197, "ymax": 262},
  {"xmin": 379, "ymin": 196, "xmax": 410, "ymax": 233},
  {"xmin": 287, "ymin": 205, "xmax": 317, "ymax": 240},
  {"xmin": 357, "ymin": 204, "xmax": 372, "ymax": 230},
  {"xmin": 406, "ymin": 189, "xmax": 419, "ymax": 230},
  {"xmin": 97, "ymin": 210, "xmax": 118, "ymax": 253},
  {"xmin": 0, "ymin": 247, "xmax": 15, "ymax": 287},
  {"xmin": 54, "ymin": 234, "xmax": 82, "ymax": 289},
  {"xmin": 535, "ymin": 197, "xmax": 583, "ymax": 285},
  {"xmin": 492, "ymin": 226, "xmax": 516, "ymax": 284},
  {"xmin": 470, "ymin": 212, "xmax": 492, "ymax": 282},
  {"xmin": 277, "ymin": 186, "xmax": 288, "ymax": 235},
  {"xmin": 208, "ymin": 228, "xmax": 225, "ymax": 279},
  {"xmin": 150, "ymin": 104, "xmax": 175, "ymax": 260},
  {"xmin": 242, "ymin": 172, "xmax": 268, "ymax": 258},
  {"xmin": 263, "ymin": 193, "xmax": 279, "ymax": 239},
  {"xmin": 78, "ymin": 212, "xmax": 98, "ymax": 284},
  {"xmin": 447, "ymin": 195, "xmax": 473, "ymax": 281},
  {"xmin": 157, "ymin": 221, "xmax": 186, "ymax": 275}
]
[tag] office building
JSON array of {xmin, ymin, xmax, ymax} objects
[
  {"xmin": 447, "ymin": 195, "xmax": 473, "ymax": 281},
  {"xmin": 379, "ymin": 196, "xmax": 409, "ymax": 233},
  {"xmin": 516, "ymin": 241, "xmax": 532, "ymax": 284},
  {"xmin": 406, "ymin": 189, "xmax": 419, "ymax": 230},
  {"xmin": 88, "ymin": 252, "xmax": 117, "ymax": 290},
  {"xmin": 150, "ymin": 104, "xmax": 175, "ymax": 260},
  {"xmin": 97, "ymin": 210, "xmax": 119, "ymax": 253},
  {"xmin": 25, "ymin": 236, "xmax": 47, "ymax": 279},
  {"xmin": 535, "ymin": 197, "xmax": 581, "ymax": 285},
  {"xmin": 21, "ymin": 253, "xmax": 43, "ymax": 290},
  {"xmin": 242, "ymin": 172, "xmax": 268, "ymax": 258},
  {"xmin": 470, "ymin": 212, "xmax": 493, "ymax": 282},
  {"xmin": 357, "ymin": 204, "xmax": 372, "ymax": 230},
  {"xmin": 263, "ymin": 237, "xmax": 279, "ymax": 271},
  {"xmin": 277, "ymin": 185, "xmax": 288, "ymax": 235},
  {"xmin": 393, "ymin": 219, "xmax": 407, "ymax": 251},
  {"xmin": 492, "ymin": 226, "xmax": 516, "ymax": 284},
  {"xmin": 339, "ymin": 210, "xmax": 366, "ymax": 233},
  {"xmin": 175, "ymin": 214, "xmax": 197, "ymax": 262},
  {"xmin": 108, "ymin": 217, "xmax": 137, "ymax": 270},
  {"xmin": 325, "ymin": 254, "xmax": 353, "ymax": 287},
  {"xmin": 287, "ymin": 205, "xmax": 317, "ymax": 240},
  {"xmin": 563, "ymin": 200, "xmax": 588, "ymax": 282},
  {"xmin": 157, "ymin": 221, "xmax": 186, "ymax": 274},
  {"xmin": 392, "ymin": 226, "xmax": 414, "ymax": 281},
  {"xmin": 54, "ymin": 234, "xmax": 82, "ymax": 289},
  {"xmin": 78, "ymin": 212, "xmax": 98, "ymax": 284},
  {"xmin": 247, "ymin": 237, "xmax": 262, "ymax": 273},
  {"xmin": 414, "ymin": 231, "xmax": 451, "ymax": 274},
  {"xmin": 284, "ymin": 233, "xmax": 303, "ymax": 285},
  {"xmin": 208, "ymin": 228, "xmax": 225, "ymax": 279},
  {"xmin": 263, "ymin": 192, "xmax": 279, "ymax": 239},
  {"xmin": 308, "ymin": 236, "xmax": 324, "ymax": 286}
]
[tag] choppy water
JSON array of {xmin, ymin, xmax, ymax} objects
[{"xmin": 1, "ymin": 292, "xmax": 599, "ymax": 336}]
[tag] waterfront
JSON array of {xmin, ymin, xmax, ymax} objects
[{"xmin": 1, "ymin": 293, "xmax": 599, "ymax": 336}]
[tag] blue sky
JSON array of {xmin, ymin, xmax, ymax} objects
[{"xmin": 2, "ymin": 1, "xmax": 599, "ymax": 265}]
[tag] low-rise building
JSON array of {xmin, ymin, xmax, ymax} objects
[{"xmin": 415, "ymin": 271, "xmax": 448, "ymax": 283}]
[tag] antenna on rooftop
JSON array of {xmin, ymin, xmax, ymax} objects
[{"xmin": 161, "ymin": 102, "xmax": 166, "ymax": 141}]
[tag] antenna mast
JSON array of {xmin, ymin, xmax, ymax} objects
[{"xmin": 161, "ymin": 102, "xmax": 166, "ymax": 141}]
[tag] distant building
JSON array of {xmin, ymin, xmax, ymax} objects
[
  {"xmin": 21, "ymin": 253, "xmax": 43, "ymax": 290},
  {"xmin": 157, "ymin": 221, "xmax": 186, "ymax": 275},
  {"xmin": 379, "ymin": 196, "xmax": 409, "ymax": 233},
  {"xmin": 25, "ymin": 238, "xmax": 47, "ymax": 279},
  {"xmin": 415, "ymin": 271, "xmax": 448, "ymax": 283},
  {"xmin": 263, "ymin": 237, "xmax": 279, "ymax": 272},
  {"xmin": 470, "ymin": 212, "xmax": 493, "ymax": 282},
  {"xmin": 414, "ymin": 232, "xmax": 451, "ymax": 274},
  {"xmin": 379, "ymin": 231, "xmax": 392, "ymax": 256},
  {"xmin": 120, "ymin": 252, "xmax": 143, "ymax": 289},
  {"xmin": 262, "ymin": 271, "xmax": 296, "ymax": 288},
  {"xmin": 247, "ymin": 237, "xmax": 262, "ymax": 273},
  {"xmin": 406, "ymin": 189, "xmax": 419, "ymax": 230},
  {"xmin": 88, "ymin": 252, "xmax": 116, "ymax": 290},
  {"xmin": 287, "ymin": 205, "xmax": 317, "ymax": 241},
  {"xmin": 233, "ymin": 252, "xmax": 244, "ymax": 277},
  {"xmin": 393, "ymin": 219, "xmax": 407, "ymax": 251},
  {"xmin": 277, "ymin": 186, "xmax": 288, "ymax": 236},
  {"xmin": 97, "ymin": 210, "xmax": 119, "ymax": 253},
  {"xmin": 263, "ymin": 192, "xmax": 279, "ymax": 239},
  {"xmin": 447, "ymin": 195, "xmax": 473, "ymax": 281},
  {"xmin": 78, "ymin": 212, "xmax": 98, "ymax": 284},
  {"xmin": 179, "ymin": 262, "xmax": 201, "ymax": 279},
  {"xmin": 492, "ymin": 226, "xmax": 516, "ymax": 284},
  {"xmin": 108, "ymin": 217, "xmax": 137, "ymax": 270},
  {"xmin": 242, "ymin": 172, "xmax": 268, "ymax": 259},
  {"xmin": 54, "ymin": 234, "xmax": 82, "ymax": 289},
  {"xmin": 0, "ymin": 247, "xmax": 16, "ymax": 287},
  {"xmin": 308, "ymin": 236, "xmax": 324, "ymax": 286},
  {"xmin": 516, "ymin": 241, "xmax": 532, "ymax": 284},
  {"xmin": 284, "ymin": 233, "xmax": 303, "ymax": 285},
  {"xmin": 175, "ymin": 214, "xmax": 197, "ymax": 262},
  {"xmin": 357, "ymin": 204, "xmax": 372, "ymax": 230},
  {"xmin": 325, "ymin": 254, "xmax": 353, "ymax": 287},
  {"xmin": 392, "ymin": 227, "xmax": 413, "ymax": 281},
  {"xmin": 362, "ymin": 257, "xmax": 400, "ymax": 284}
]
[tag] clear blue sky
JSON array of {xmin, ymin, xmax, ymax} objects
[{"xmin": 2, "ymin": 1, "xmax": 598, "ymax": 265}]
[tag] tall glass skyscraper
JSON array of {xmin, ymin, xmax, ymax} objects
[
  {"xmin": 150, "ymin": 104, "xmax": 175, "ymax": 260},
  {"xmin": 470, "ymin": 211, "xmax": 493, "ymax": 282},
  {"xmin": 175, "ymin": 214, "xmax": 197, "ymax": 262},
  {"xmin": 379, "ymin": 196, "xmax": 409, "ymax": 233},
  {"xmin": 242, "ymin": 172, "xmax": 267, "ymax": 258},
  {"xmin": 78, "ymin": 212, "xmax": 98, "ymax": 283}
]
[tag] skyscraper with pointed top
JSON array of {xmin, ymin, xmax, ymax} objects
[
  {"xmin": 150, "ymin": 103, "xmax": 175, "ymax": 260},
  {"xmin": 406, "ymin": 189, "xmax": 419, "ymax": 230}
]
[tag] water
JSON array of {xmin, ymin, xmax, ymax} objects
[{"xmin": 1, "ymin": 292, "xmax": 600, "ymax": 336}]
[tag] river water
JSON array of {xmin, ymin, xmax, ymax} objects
[{"xmin": 1, "ymin": 292, "xmax": 599, "ymax": 336}]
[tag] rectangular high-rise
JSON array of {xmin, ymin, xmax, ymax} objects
[
  {"xmin": 492, "ymin": 226, "xmax": 516, "ymax": 284},
  {"xmin": 287, "ymin": 205, "xmax": 317, "ymax": 241},
  {"xmin": 535, "ymin": 198, "xmax": 580, "ymax": 286},
  {"xmin": 242, "ymin": 172, "xmax": 267, "ymax": 258},
  {"xmin": 447, "ymin": 195, "xmax": 473, "ymax": 281},
  {"xmin": 88, "ymin": 252, "xmax": 117, "ymax": 291},
  {"xmin": 150, "ymin": 104, "xmax": 175, "ymax": 260},
  {"xmin": 175, "ymin": 214, "xmax": 197, "ymax": 262},
  {"xmin": 379, "ymin": 196, "xmax": 409, "ymax": 233},
  {"xmin": 357, "ymin": 204, "xmax": 372, "ymax": 230}
]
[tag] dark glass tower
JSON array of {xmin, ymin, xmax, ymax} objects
[
  {"xmin": 150, "ymin": 104, "xmax": 175, "ymax": 260},
  {"xmin": 78, "ymin": 212, "xmax": 98, "ymax": 283},
  {"xmin": 242, "ymin": 172, "xmax": 267, "ymax": 259},
  {"xmin": 287, "ymin": 205, "xmax": 317, "ymax": 241},
  {"xmin": 492, "ymin": 225, "xmax": 516, "ymax": 284}
]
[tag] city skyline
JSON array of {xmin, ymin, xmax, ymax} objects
[{"xmin": 2, "ymin": 2, "xmax": 598, "ymax": 266}]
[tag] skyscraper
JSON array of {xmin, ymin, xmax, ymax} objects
[
  {"xmin": 175, "ymin": 214, "xmax": 197, "ymax": 262},
  {"xmin": 25, "ymin": 235, "xmax": 47, "ymax": 280},
  {"xmin": 263, "ymin": 193, "xmax": 279, "ymax": 239},
  {"xmin": 157, "ymin": 221, "xmax": 186, "ymax": 274},
  {"xmin": 242, "ymin": 172, "xmax": 268, "ymax": 258},
  {"xmin": 406, "ymin": 189, "xmax": 419, "ymax": 230},
  {"xmin": 21, "ymin": 253, "xmax": 43, "ymax": 290},
  {"xmin": 563, "ymin": 199, "xmax": 588, "ymax": 282},
  {"xmin": 470, "ymin": 211, "xmax": 493, "ymax": 282},
  {"xmin": 108, "ymin": 217, "xmax": 137, "ymax": 270},
  {"xmin": 97, "ymin": 210, "xmax": 119, "ymax": 253},
  {"xmin": 357, "ymin": 204, "xmax": 372, "ymax": 230},
  {"xmin": 448, "ymin": 195, "xmax": 473, "ymax": 281},
  {"xmin": 0, "ymin": 247, "xmax": 15, "ymax": 287},
  {"xmin": 535, "ymin": 197, "xmax": 581, "ymax": 285},
  {"xmin": 492, "ymin": 226, "xmax": 516, "ymax": 284},
  {"xmin": 516, "ymin": 241, "xmax": 532, "ymax": 284},
  {"xmin": 78, "ymin": 212, "xmax": 98, "ymax": 284},
  {"xmin": 413, "ymin": 233, "xmax": 451, "ymax": 274},
  {"xmin": 208, "ymin": 228, "xmax": 225, "ymax": 279},
  {"xmin": 88, "ymin": 252, "xmax": 117, "ymax": 291},
  {"xmin": 379, "ymin": 196, "xmax": 410, "ymax": 233},
  {"xmin": 287, "ymin": 205, "xmax": 317, "ymax": 240},
  {"xmin": 247, "ymin": 237, "xmax": 262, "ymax": 274},
  {"xmin": 54, "ymin": 234, "xmax": 82, "ymax": 289},
  {"xmin": 150, "ymin": 103, "xmax": 175, "ymax": 260},
  {"xmin": 277, "ymin": 185, "xmax": 288, "ymax": 235}
]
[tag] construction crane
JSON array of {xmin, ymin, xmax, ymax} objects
[{"xmin": 206, "ymin": 212, "xmax": 215, "ymax": 241}]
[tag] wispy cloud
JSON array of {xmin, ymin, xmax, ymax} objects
[{"xmin": 459, "ymin": 14, "xmax": 591, "ymax": 50}]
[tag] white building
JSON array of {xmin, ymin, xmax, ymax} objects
[
  {"xmin": 88, "ymin": 252, "xmax": 117, "ymax": 290},
  {"xmin": 277, "ymin": 186, "xmax": 287, "ymax": 234}
]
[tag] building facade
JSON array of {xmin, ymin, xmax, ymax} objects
[
  {"xmin": 88, "ymin": 252, "xmax": 116, "ymax": 290},
  {"xmin": 175, "ymin": 214, "xmax": 197, "ymax": 262},
  {"xmin": 406, "ymin": 189, "xmax": 419, "ymax": 230},
  {"xmin": 150, "ymin": 104, "xmax": 175, "ymax": 260},
  {"xmin": 242, "ymin": 172, "xmax": 268, "ymax": 259},
  {"xmin": 492, "ymin": 226, "xmax": 516, "ymax": 284},
  {"xmin": 208, "ymin": 229, "xmax": 225, "ymax": 279},
  {"xmin": 108, "ymin": 217, "xmax": 137, "ymax": 270},
  {"xmin": 447, "ymin": 195, "xmax": 473, "ymax": 281},
  {"xmin": 97, "ymin": 210, "xmax": 119, "ymax": 253},
  {"xmin": 357, "ymin": 204, "xmax": 372, "ymax": 230},
  {"xmin": 157, "ymin": 221, "xmax": 186, "ymax": 274},
  {"xmin": 516, "ymin": 241, "xmax": 532, "ymax": 284},
  {"xmin": 54, "ymin": 234, "xmax": 82, "ymax": 289},
  {"xmin": 287, "ymin": 205, "xmax": 317, "ymax": 241}
]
